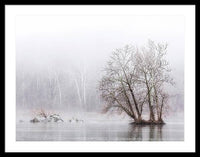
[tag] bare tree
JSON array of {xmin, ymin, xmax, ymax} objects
[{"xmin": 99, "ymin": 40, "xmax": 173, "ymax": 124}]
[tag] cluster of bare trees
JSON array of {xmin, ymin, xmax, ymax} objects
[
  {"xmin": 16, "ymin": 64, "xmax": 100, "ymax": 112},
  {"xmin": 99, "ymin": 40, "xmax": 173, "ymax": 124}
]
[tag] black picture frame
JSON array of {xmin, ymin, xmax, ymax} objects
[{"xmin": 1, "ymin": 0, "xmax": 198, "ymax": 154}]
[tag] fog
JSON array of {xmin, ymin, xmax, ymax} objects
[{"xmin": 16, "ymin": 15, "xmax": 184, "ymax": 118}]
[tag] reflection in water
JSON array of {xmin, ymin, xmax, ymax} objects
[
  {"xmin": 16, "ymin": 122, "xmax": 183, "ymax": 141},
  {"xmin": 128, "ymin": 124, "xmax": 164, "ymax": 141}
]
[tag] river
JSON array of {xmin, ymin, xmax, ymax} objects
[{"xmin": 16, "ymin": 121, "xmax": 184, "ymax": 141}]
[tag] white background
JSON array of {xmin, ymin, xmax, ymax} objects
[{"xmin": 5, "ymin": 5, "xmax": 195, "ymax": 152}]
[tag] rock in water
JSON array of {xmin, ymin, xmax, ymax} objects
[
  {"xmin": 30, "ymin": 117, "xmax": 40, "ymax": 123},
  {"xmin": 68, "ymin": 117, "xmax": 84, "ymax": 123},
  {"xmin": 49, "ymin": 114, "xmax": 64, "ymax": 122},
  {"xmin": 30, "ymin": 114, "xmax": 64, "ymax": 123}
]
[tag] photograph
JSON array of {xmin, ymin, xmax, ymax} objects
[{"xmin": 16, "ymin": 11, "xmax": 184, "ymax": 142}]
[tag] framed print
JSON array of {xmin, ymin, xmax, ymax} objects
[{"xmin": 4, "ymin": 3, "xmax": 196, "ymax": 153}]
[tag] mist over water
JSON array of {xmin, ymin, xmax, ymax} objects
[{"xmin": 16, "ymin": 15, "xmax": 184, "ymax": 141}]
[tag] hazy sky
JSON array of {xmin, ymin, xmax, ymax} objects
[{"xmin": 16, "ymin": 15, "xmax": 184, "ymax": 93}]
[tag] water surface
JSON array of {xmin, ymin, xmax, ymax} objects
[{"xmin": 16, "ymin": 121, "xmax": 184, "ymax": 141}]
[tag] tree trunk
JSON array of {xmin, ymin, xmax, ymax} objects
[
  {"xmin": 121, "ymin": 67, "xmax": 141, "ymax": 119},
  {"xmin": 154, "ymin": 86, "xmax": 160, "ymax": 121},
  {"xmin": 159, "ymin": 97, "xmax": 164, "ymax": 121},
  {"xmin": 144, "ymin": 74, "xmax": 155, "ymax": 121},
  {"xmin": 120, "ymin": 79, "xmax": 136, "ymax": 119},
  {"xmin": 54, "ymin": 72, "xmax": 62, "ymax": 107}
]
